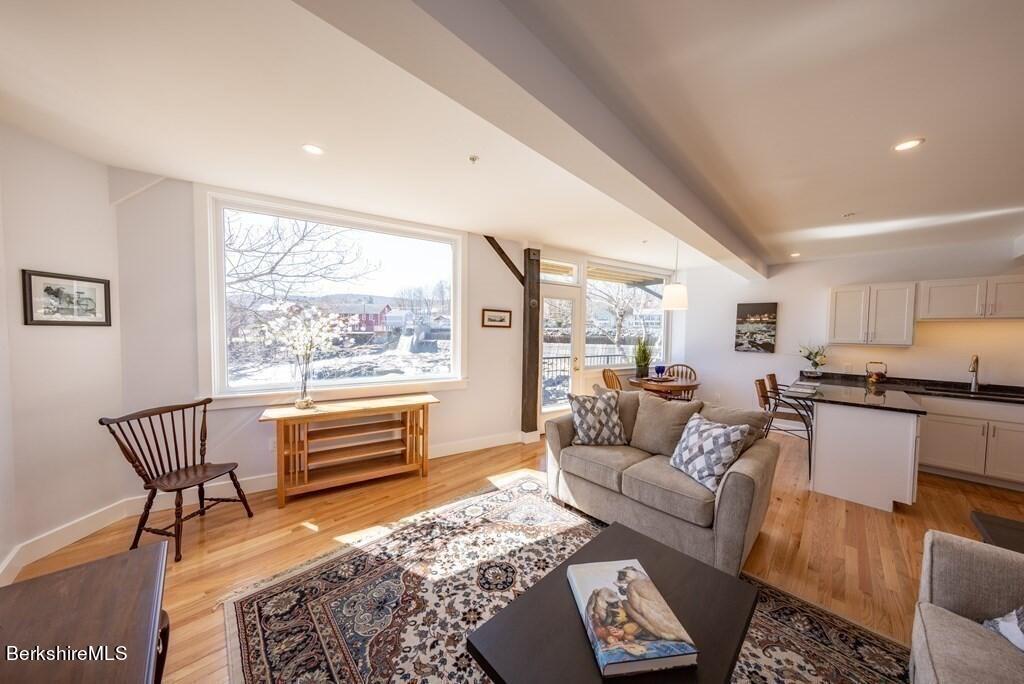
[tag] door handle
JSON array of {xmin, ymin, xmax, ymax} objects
[
  {"xmin": 991, "ymin": 425, "xmax": 997, "ymax": 438},
  {"xmin": 572, "ymin": 356, "xmax": 580, "ymax": 372}
]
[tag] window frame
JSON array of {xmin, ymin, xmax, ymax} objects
[
  {"xmin": 581, "ymin": 258, "xmax": 669, "ymax": 370},
  {"xmin": 195, "ymin": 186, "xmax": 468, "ymax": 408}
]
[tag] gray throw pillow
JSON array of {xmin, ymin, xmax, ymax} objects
[
  {"xmin": 593, "ymin": 384, "xmax": 641, "ymax": 441},
  {"xmin": 700, "ymin": 403, "xmax": 771, "ymax": 453},
  {"xmin": 670, "ymin": 413, "xmax": 751, "ymax": 493},
  {"xmin": 569, "ymin": 392, "xmax": 628, "ymax": 446},
  {"xmin": 629, "ymin": 391, "xmax": 703, "ymax": 456},
  {"xmin": 982, "ymin": 605, "xmax": 1024, "ymax": 651}
]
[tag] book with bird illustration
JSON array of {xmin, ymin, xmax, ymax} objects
[{"xmin": 567, "ymin": 559, "xmax": 698, "ymax": 676}]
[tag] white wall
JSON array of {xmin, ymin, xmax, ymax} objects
[
  {"xmin": 116, "ymin": 180, "xmax": 525, "ymax": 481},
  {"xmin": 0, "ymin": 170, "xmax": 17, "ymax": 566},
  {"xmin": 0, "ymin": 124, "xmax": 128, "ymax": 544},
  {"xmin": 678, "ymin": 239, "xmax": 1024, "ymax": 410}
]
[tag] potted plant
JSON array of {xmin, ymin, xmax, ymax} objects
[
  {"xmin": 263, "ymin": 302, "xmax": 355, "ymax": 409},
  {"xmin": 633, "ymin": 337, "xmax": 652, "ymax": 379},
  {"xmin": 798, "ymin": 344, "xmax": 828, "ymax": 378}
]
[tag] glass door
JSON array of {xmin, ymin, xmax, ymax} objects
[{"xmin": 541, "ymin": 285, "xmax": 583, "ymax": 413}]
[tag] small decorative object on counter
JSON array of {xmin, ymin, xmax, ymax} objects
[
  {"xmin": 261, "ymin": 301, "xmax": 357, "ymax": 409},
  {"xmin": 865, "ymin": 361, "xmax": 888, "ymax": 385},
  {"xmin": 633, "ymin": 338, "xmax": 652, "ymax": 378},
  {"xmin": 799, "ymin": 344, "xmax": 828, "ymax": 377}
]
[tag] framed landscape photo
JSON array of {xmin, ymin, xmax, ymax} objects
[
  {"xmin": 481, "ymin": 308, "xmax": 512, "ymax": 328},
  {"xmin": 22, "ymin": 270, "xmax": 111, "ymax": 326},
  {"xmin": 735, "ymin": 302, "xmax": 777, "ymax": 353}
]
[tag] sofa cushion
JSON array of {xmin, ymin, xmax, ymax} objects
[
  {"xmin": 982, "ymin": 604, "xmax": 1024, "ymax": 651},
  {"xmin": 700, "ymin": 403, "xmax": 771, "ymax": 452},
  {"xmin": 621, "ymin": 456, "xmax": 716, "ymax": 527},
  {"xmin": 670, "ymin": 414, "xmax": 751, "ymax": 493},
  {"xmin": 594, "ymin": 385, "xmax": 641, "ymax": 441},
  {"xmin": 629, "ymin": 392, "xmax": 703, "ymax": 456},
  {"xmin": 913, "ymin": 602, "xmax": 1024, "ymax": 683},
  {"xmin": 560, "ymin": 445, "xmax": 651, "ymax": 492},
  {"xmin": 569, "ymin": 392, "xmax": 627, "ymax": 446}
]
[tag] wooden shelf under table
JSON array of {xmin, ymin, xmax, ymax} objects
[{"xmin": 259, "ymin": 392, "xmax": 439, "ymax": 507}]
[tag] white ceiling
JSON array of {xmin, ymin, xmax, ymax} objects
[
  {"xmin": 504, "ymin": 0, "xmax": 1024, "ymax": 263},
  {"xmin": 0, "ymin": 0, "xmax": 711, "ymax": 270}
]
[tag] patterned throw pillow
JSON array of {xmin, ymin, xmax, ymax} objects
[
  {"xmin": 569, "ymin": 392, "xmax": 628, "ymax": 446},
  {"xmin": 983, "ymin": 605, "xmax": 1024, "ymax": 651},
  {"xmin": 669, "ymin": 413, "xmax": 751, "ymax": 492}
]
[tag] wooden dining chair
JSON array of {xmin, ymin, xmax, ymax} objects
[
  {"xmin": 665, "ymin": 363, "xmax": 698, "ymax": 400},
  {"xmin": 602, "ymin": 368, "xmax": 623, "ymax": 390},
  {"xmin": 99, "ymin": 398, "xmax": 253, "ymax": 562}
]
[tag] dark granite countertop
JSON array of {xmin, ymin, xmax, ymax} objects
[
  {"xmin": 784, "ymin": 379, "xmax": 926, "ymax": 415},
  {"xmin": 799, "ymin": 372, "xmax": 1024, "ymax": 406}
]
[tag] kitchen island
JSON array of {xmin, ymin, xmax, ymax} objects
[{"xmin": 785, "ymin": 379, "xmax": 926, "ymax": 511}]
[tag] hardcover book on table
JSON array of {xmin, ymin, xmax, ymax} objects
[{"xmin": 566, "ymin": 559, "xmax": 698, "ymax": 677}]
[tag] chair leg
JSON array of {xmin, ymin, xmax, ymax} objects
[
  {"xmin": 132, "ymin": 489, "xmax": 156, "ymax": 550},
  {"xmin": 229, "ymin": 470, "xmax": 254, "ymax": 518},
  {"xmin": 173, "ymin": 491, "xmax": 183, "ymax": 562},
  {"xmin": 198, "ymin": 484, "xmax": 205, "ymax": 517}
]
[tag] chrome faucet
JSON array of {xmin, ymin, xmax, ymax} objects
[{"xmin": 969, "ymin": 354, "xmax": 980, "ymax": 393}]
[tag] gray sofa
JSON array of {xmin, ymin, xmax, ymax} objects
[
  {"xmin": 545, "ymin": 391, "xmax": 779, "ymax": 576},
  {"xmin": 912, "ymin": 530, "xmax": 1024, "ymax": 683}
]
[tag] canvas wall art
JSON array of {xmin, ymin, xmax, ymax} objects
[{"xmin": 735, "ymin": 302, "xmax": 777, "ymax": 353}]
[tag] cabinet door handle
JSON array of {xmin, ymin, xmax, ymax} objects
[
  {"xmin": 982, "ymin": 424, "xmax": 987, "ymax": 436},
  {"xmin": 991, "ymin": 425, "xmax": 997, "ymax": 438}
]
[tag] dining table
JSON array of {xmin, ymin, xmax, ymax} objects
[{"xmin": 627, "ymin": 375, "xmax": 701, "ymax": 399}]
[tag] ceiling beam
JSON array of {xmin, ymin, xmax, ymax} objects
[{"xmin": 293, "ymin": 0, "xmax": 767, "ymax": 280}]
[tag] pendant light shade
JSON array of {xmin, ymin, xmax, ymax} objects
[
  {"xmin": 662, "ymin": 282, "xmax": 689, "ymax": 310},
  {"xmin": 662, "ymin": 240, "xmax": 688, "ymax": 310}
]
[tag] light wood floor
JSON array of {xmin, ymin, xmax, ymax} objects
[{"xmin": 18, "ymin": 435, "xmax": 1024, "ymax": 681}]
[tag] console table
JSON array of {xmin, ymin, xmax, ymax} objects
[{"xmin": 259, "ymin": 393, "xmax": 439, "ymax": 507}]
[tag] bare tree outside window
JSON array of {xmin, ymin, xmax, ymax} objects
[
  {"xmin": 221, "ymin": 208, "xmax": 455, "ymax": 390},
  {"xmin": 585, "ymin": 278, "xmax": 663, "ymax": 367}
]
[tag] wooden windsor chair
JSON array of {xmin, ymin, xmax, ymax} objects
[
  {"xmin": 664, "ymin": 363, "xmax": 698, "ymax": 400},
  {"xmin": 602, "ymin": 368, "xmax": 623, "ymax": 390},
  {"xmin": 99, "ymin": 398, "xmax": 253, "ymax": 561}
]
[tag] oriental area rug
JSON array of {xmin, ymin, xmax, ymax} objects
[{"xmin": 225, "ymin": 477, "xmax": 909, "ymax": 683}]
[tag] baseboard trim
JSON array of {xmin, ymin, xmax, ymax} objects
[
  {"xmin": 0, "ymin": 432, "xmax": 526, "ymax": 585},
  {"xmin": 919, "ymin": 466, "xmax": 1024, "ymax": 493}
]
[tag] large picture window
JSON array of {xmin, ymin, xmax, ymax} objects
[
  {"xmin": 211, "ymin": 202, "xmax": 459, "ymax": 394},
  {"xmin": 585, "ymin": 264, "xmax": 665, "ymax": 367}
]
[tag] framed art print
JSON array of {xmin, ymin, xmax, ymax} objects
[
  {"xmin": 481, "ymin": 308, "xmax": 512, "ymax": 328},
  {"xmin": 22, "ymin": 269, "xmax": 112, "ymax": 326},
  {"xmin": 734, "ymin": 302, "xmax": 776, "ymax": 353}
]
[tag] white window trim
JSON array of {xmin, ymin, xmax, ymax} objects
[
  {"xmin": 581, "ymin": 255, "xmax": 672, "ymax": 371},
  {"xmin": 194, "ymin": 185, "xmax": 469, "ymax": 409}
]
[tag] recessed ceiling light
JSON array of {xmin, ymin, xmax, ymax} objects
[
  {"xmin": 301, "ymin": 144, "xmax": 325, "ymax": 155},
  {"xmin": 790, "ymin": 252, "xmax": 801, "ymax": 258},
  {"xmin": 893, "ymin": 138, "xmax": 925, "ymax": 152}
]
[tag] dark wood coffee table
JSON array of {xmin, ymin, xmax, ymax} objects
[
  {"xmin": 971, "ymin": 511, "xmax": 1024, "ymax": 554},
  {"xmin": 467, "ymin": 523, "xmax": 757, "ymax": 683}
]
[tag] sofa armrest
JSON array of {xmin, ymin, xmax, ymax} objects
[
  {"xmin": 919, "ymin": 529, "xmax": 1024, "ymax": 621},
  {"xmin": 544, "ymin": 414, "xmax": 576, "ymax": 496},
  {"xmin": 713, "ymin": 439, "xmax": 779, "ymax": 575}
]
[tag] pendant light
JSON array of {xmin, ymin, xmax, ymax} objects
[{"xmin": 662, "ymin": 240, "xmax": 688, "ymax": 310}]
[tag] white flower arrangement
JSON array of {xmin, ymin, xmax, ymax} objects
[
  {"xmin": 262, "ymin": 302, "xmax": 357, "ymax": 408},
  {"xmin": 798, "ymin": 344, "xmax": 828, "ymax": 369}
]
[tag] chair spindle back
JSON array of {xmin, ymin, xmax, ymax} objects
[
  {"xmin": 665, "ymin": 364, "xmax": 697, "ymax": 382},
  {"xmin": 602, "ymin": 368, "xmax": 623, "ymax": 391},
  {"xmin": 99, "ymin": 398, "xmax": 213, "ymax": 486}
]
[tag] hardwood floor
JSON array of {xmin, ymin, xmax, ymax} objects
[{"xmin": 17, "ymin": 434, "xmax": 1024, "ymax": 681}]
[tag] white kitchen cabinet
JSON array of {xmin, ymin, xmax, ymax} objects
[
  {"xmin": 827, "ymin": 282, "xmax": 914, "ymax": 345},
  {"xmin": 918, "ymin": 414, "xmax": 988, "ymax": 474},
  {"xmin": 985, "ymin": 420, "xmax": 1024, "ymax": 483},
  {"xmin": 917, "ymin": 278, "xmax": 987, "ymax": 319},
  {"xmin": 986, "ymin": 275, "xmax": 1024, "ymax": 318},
  {"xmin": 867, "ymin": 281, "xmax": 916, "ymax": 345},
  {"xmin": 827, "ymin": 285, "xmax": 869, "ymax": 343}
]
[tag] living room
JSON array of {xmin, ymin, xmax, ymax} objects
[{"xmin": 2, "ymin": 2, "xmax": 1023, "ymax": 683}]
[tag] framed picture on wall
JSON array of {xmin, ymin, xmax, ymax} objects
[
  {"xmin": 22, "ymin": 269, "xmax": 112, "ymax": 326},
  {"xmin": 735, "ymin": 302, "xmax": 777, "ymax": 353},
  {"xmin": 481, "ymin": 308, "xmax": 512, "ymax": 328}
]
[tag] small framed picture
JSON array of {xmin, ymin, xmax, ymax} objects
[
  {"xmin": 481, "ymin": 308, "xmax": 512, "ymax": 328},
  {"xmin": 22, "ymin": 270, "xmax": 112, "ymax": 326}
]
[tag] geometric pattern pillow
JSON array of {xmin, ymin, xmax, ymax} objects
[
  {"xmin": 983, "ymin": 605, "xmax": 1024, "ymax": 651},
  {"xmin": 669, "ymin": 413, "xmax": 750, "ymax": 492},
  {"xmin": 569, "ymin": 392, "xmax": 627, "ymax": 446}
]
